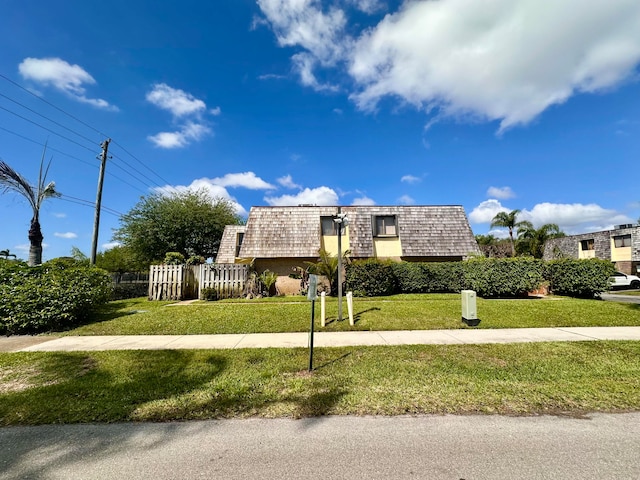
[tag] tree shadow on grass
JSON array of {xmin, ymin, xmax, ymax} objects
[{"xmin": 323, "ymin": 307, "xmax": 380, "ymax": 326}]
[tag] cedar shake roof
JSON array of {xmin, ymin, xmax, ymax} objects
[
  {"xmin": 215, "ymin": 225, "xmax": 246, "ymax": 263},
  {"xmin": 234, "ymin": 205, "xmax": 479, "ymax": 259}
]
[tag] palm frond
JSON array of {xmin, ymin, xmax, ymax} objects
[{"xmin": 0, "ymin": 159, "xmax": 37, "ymax": 211}]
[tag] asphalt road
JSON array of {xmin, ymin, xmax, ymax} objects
[{"xmin": 1, "ymin": 413, "xmax": 638, "ymax": 479}]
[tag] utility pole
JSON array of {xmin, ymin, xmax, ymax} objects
[
  {"xmin": 337, "ymin": 206, "xmax": 343, "ymax": 321},
  {"xmin": 90, "ymin": 138, "xmax": 110, "ymax": 265}
]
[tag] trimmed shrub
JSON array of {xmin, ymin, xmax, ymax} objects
[
  {"xmin": 346, "ymin": 259, "xmax": 397, "ymax": 297},
  {"xmin": 464, "ymin": 257, "xmax": 544, "ymax": 298},
  {"xmin": 200, "ymin": 287, "xmax": 219, "ymax": 301},
  {"xmin": 544, "ymin": 258, "xmax": 615, "ymax": 298},
  {"xmin": 163, "ymin": 252, "xmax": 185, "ymax": 265},
  {"xmin": 0, "ymin": 259, "xmax": 112, "ymax": 335},
  {"xmin": 111, "ymin": 283, "xmax": 149, "ymax": 300}
]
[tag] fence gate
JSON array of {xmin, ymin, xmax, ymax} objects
[{"xmin": 199, "ymin": 264, "xmax": 248, "ymax": 299}]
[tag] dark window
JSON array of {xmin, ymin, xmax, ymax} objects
[
  {"xmin": 580, "ymin": 239, "xmax": 594, "ymax": 251},
  {"xmin": 321, "ymin": 216, "xmax": 338, "ymax": 235},
  {"xmin": 235, "ymin": 232, "xmax": 244, "ymax": 257},
  {"xmin": 614, "ymin": 234, "xmax": 631, "ymax": 248},
  {"xmin": 375, "ymin": 215, "xmax": 397, "ymax": 237}
]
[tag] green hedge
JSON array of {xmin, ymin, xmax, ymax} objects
[
  {"xmin": 0, "ymin": 258, "xmax": 112, "ymax": 335},
  {"xmin": 544, "ymin": 258, "xmax": 614, "ymax": 298},
  {"xmin": 464, "ymin": 257, "xmax": 544, "ymax": 298},
  {"xmin": 346, "ymin": 257, "xmax": 614, "ymax": 299},
  {"xmin": 345, "ymin": 259, "xmax": 397, "ymax": 297}
]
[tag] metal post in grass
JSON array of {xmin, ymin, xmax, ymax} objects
[{"xmin": 308, "ymin": 274, "xmax": 319, "ymax": 371}]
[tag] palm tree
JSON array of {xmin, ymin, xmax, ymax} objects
[
  {"xmin": 516, "ymin": 222, "xmax": 565, "ymax": 258},
  {"xmin": 490, "ymin": 209, "xmax": 526, "ymax": 257},
  {"xmin": 0, "ymin": 151, "xmax": 59, "ymax": 266}
]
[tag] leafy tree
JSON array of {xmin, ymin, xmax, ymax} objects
[
  {"xmin": 0, "ymin": 152, "xmax": 59, "ymax": 266},
  {"xmin": 490, "ymin": 209, "xmax": 528, "ymax": 257},
  {"xmin": 113, "ymin": 189, "xmax": 242, "ymax": 263},
  {"xmin": 516, "ymin": 222, "xmax": 565, "ymax": 258},
  {"xmin": 96, "ymin": 245, "xmax": 149, "ymax": 274}
]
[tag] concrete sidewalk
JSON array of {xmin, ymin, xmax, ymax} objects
[{"xmin": 3, "ymin": 326, "xmax": 640, "ymax": 352}]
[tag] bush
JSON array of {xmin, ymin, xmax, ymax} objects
[
  {"xmin": 346, "ymin": 259, "xmax": 397, "ymax": 297},
  {"xmin": 391, "ymin": 262, "xmax": 467, "ymax": 293},
  {"xmin": 163, "ymin": 252, "xmax": 185, "ymax": 265},
  {"xmin": 464, "ymin": 257, "xmax": 544, "ymax": 298},
  {"xmin": 544, "ymin": 258, "xmax": 615, "ymax": 298},
  {"xmin": 200, "ymin": 287, "xmax": 219, "ymax": 301},
  {"xmin": 0, "ymin": 259, "xmax": 112, "ymax": 335},
  {"xmin": 111, "ymin": 283, "xmax": 149, "ymax": 300}
]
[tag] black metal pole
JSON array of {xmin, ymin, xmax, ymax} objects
[{"xmin": 309, "ymin": 299, "xmax": 315, "ymax": 371}]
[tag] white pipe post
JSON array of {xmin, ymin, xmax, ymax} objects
[
  {"xmin": 321, "ymin": 291, "xmax": 326, "ymax": 327},
  {"xmin": 347, "ymin": 291, "xmax": 354, "ymax": 325}
]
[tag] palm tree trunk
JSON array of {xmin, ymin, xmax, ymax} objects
[{"xmin": 28, "ymin": 217, "xmax": 44, "ymax": 266}]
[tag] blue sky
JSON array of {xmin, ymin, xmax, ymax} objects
[{"xmin": 1, "ymin": 0, "xmax": 640, "ymax": 261}]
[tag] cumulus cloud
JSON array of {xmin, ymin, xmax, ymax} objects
[
  {"xmin": 258, "ymin": 0, "xmax": 640, "ymax": 131},
  {"xmin": 401, "ymin": 174, "xmax": 421, "ymax": 184},
  {"xmin": 212, "ymin": 172, "xmax": 275, "ymax": 190},
  {"xmin": 347, "ymin": 0, "xmax": 384, "ymax": 14},
  {"xmin": 18, "ymin": 57, "xmax": 117, "ymax": 110},
  {"xmin": 487, "ymin": 186, "xmax": 516, "ymax": 199},
  {"xmin": 265, "ymin": 186, "xmax": 339, "ymax": 206},
  {"xmin": 146, "ymin": 83, "xmax": 217, "ymax": 148},
  {"xmin": 351, "ymin": 195, "xmax": 375, "ymax": 206},
  {"xmin": 54, "ymin": 232, "xmax": 77, "ymax": 239},
  {"xmin": 277, "ymin": 174, "xmax": 302, "ymax": 189},
  {"xmin": 397, "ymin": 194, "xmax": 415, "ymax": 205},
  {"xmin": 469, "ymin": 199, "xmax": 510, "ymax": 224},
  {"xmin": 155, "ymin": 179, "xmax": 248, "ymax": 217},
  {"xmin": 469, "ymin": 198, "xmax": 634, "ymax": 234},
  {"xmin": 101, "ymin": 241, "xmax": 121, "ymax": 251},
  {"xmin": 148, "ymin": 122, "xmax": 211, "ymax": 149}
]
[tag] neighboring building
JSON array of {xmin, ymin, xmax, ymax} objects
[
  {"xmin": 216, "ymin": 205, "xmax": 480, "ymax": 276},
  {"xmin": 543, "ymin": 224, "xmax": 640, "ymax": 275}
]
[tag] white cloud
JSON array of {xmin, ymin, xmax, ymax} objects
[
  {"xmin": 265, "ymin": 186, "xmax": 339, "ymax": 206},
  {"xmin": 351, "ymin": 196, "xmax": 375, "ymax": 206},
  {"xmin": 18, "ymin": 57, "xmax": 116, "ymax": 110},
  {"xmin": 52, "ymin": 212, "xmax": 67, "ymax": 218},
  {"xmin": 101, "ymin": 241, "xmax": 121, "ymax": 251},
  {"xmin": 148, "ymin": 122, "xmax": 211, "ymax": 149},
  {"xmin": 146, "ymin": 83, "xmax": 206, "ymax": 117},
  {"xmin": 54, "ymin": 232, "xmax": 77, "ymax": 239},
  {"xmin": 350, "ymin": 0, "xmax": 640, "ymax": 132},
  {"xmin": 212, "ymin": 172, "xmax": 276, "ymax": 190},
  {"xmin": 146, "ymin": 84, "xmax": 217, "ymax": 148},
  {"xmin": 347, "ymin": 0, "xmax": 384, "ymax": 14},
  {"xmin": 470, "ymin": 199, "xmax": 634, "ymax": 234},
  {"xmin": 469, "ymin": 199, "xmax": 510, "ymax": 224},
  {"xmin": 487, "ymin": 186, "xmax": 516, "ymax": 199},
  {"xmin": 397, "ymin": 194, "xmax": 415, "ymax": 205},
  {"xmin": 259, "ymin": 0, "xmax": 640, "ymax": 132},
  {"xmin": 401, "ymin": 174, "xmax": 421, "ymax": 184},
  {"xmin": 277, "ymin": 174, "xmax": 302, "ymax": 189},
  {"xmin": 155, "ymin": 179, "xmax": 248, "ymax": 217}
]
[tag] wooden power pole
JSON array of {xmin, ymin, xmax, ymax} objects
[{"xmin": 90, "ymin": 138, "xmax": 110, "ymax": 265}]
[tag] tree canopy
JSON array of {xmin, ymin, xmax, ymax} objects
[{"xmin": 113, "ymin": 189, "xmax": 243, "ymax": 263}]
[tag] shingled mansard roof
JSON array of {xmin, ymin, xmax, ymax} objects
[
  {"xmin": 229, "ymin": 205, "xmax": 479, "ymax": 259},
  {"xmin": 215, "ymin": 225, "xmax": 246, "ymax": 263}
]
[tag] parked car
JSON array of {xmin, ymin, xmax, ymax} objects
[{"xmin": 609, "ymin": 271, "xmax": 640, "ymax": 289}]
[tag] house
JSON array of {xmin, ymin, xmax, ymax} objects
[
  {"xmin": 543, "ymin": 224, "xmax": 640, "ymax": 275},
  {"xmin": 215, "ymin": 205, "xmax": 479, "ymax": 292}
]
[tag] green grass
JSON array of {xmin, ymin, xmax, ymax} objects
[
  {"xmin": 63, "ymin": 294, "xmax": 640, "ymax": 336},
  {"xmin": 2, "ymin": 341, "xmax": 640, "ymax": 425}
]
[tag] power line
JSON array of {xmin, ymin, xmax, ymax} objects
[
  {"xmin": 0, "ymin": 125, "xmax": 148, "ymax": 194},
  {"xmin": 59, "ymin": 194, "xmax": 122, "ymax": 217}
]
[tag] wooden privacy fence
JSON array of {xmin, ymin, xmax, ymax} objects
[
  {"xmin": 199, "ymin": 264, "xmax": 248, "ymax": 299},
  {"xmin": 148, "ymin": 264, "xmax": 248, "ymax": 301}
]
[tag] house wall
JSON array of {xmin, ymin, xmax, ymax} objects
[
  {"xmin": 373, "ymin": 237, "xmax": 403, "ymax": 259},
  {"xmin": 321, "ymin": 229, "xmax": 350, "ymax": 257}
]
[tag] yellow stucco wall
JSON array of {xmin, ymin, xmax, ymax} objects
[
  {"xmin": 578, "ymin": 250, "xmax": 596, "ymax": 259},
  {"xmin": 373, "ymin": 237, "xmax": 403, "ymax": 258},
  {"xmin": 611, "ymin": 242, "xmax": 632, "ymax": 262},
  {"xmin": 321, "ymin": 229, "xmax": 350, "ymax": 256}
]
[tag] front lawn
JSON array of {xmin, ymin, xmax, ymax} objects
[
  {"xmin": 63, "ymin": 294, "xmax": 640, "ymax": 336},
  {"xmin": 1, "ymin": 341, "xmax": 639, "ymax": 425}
]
